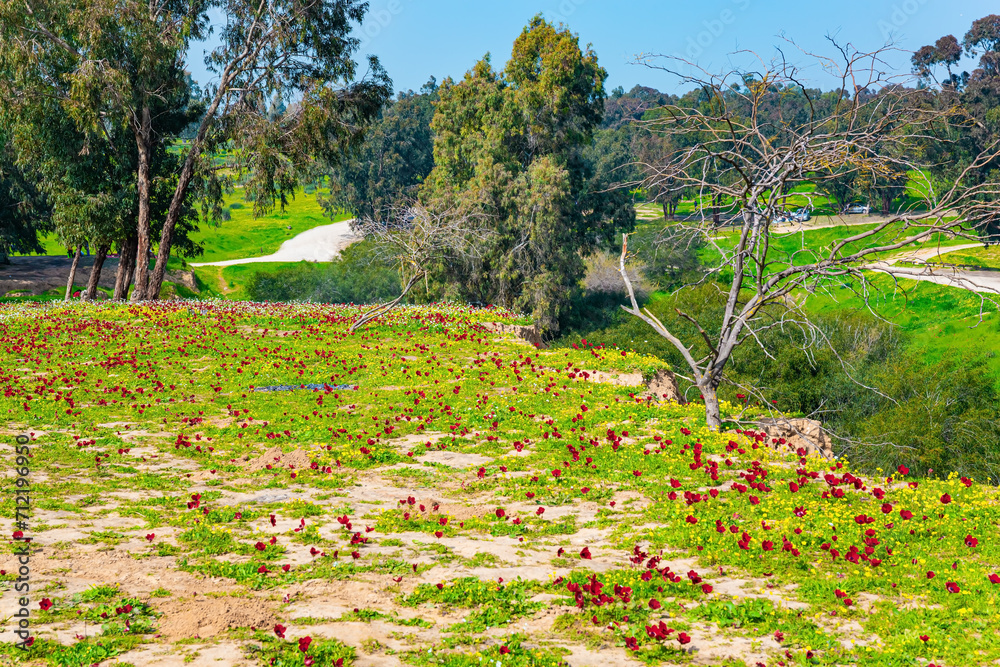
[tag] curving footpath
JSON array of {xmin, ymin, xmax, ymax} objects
[
  {"xmin": 191, "ymin": 219, "xmax": 359, "ymax": 267},
  {"xmin": 870, "ymin": 243, "xmax": 1000, "ymax": 294}
]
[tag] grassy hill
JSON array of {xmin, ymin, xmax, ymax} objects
[
  {"xmin": 0, "ymin": 301, "xmax": 997, "ymax": 666},
  {"xmin": 188, "ymin": 188, "xmax": 351, "ymax": 264},
  {"xmin": 24, "ymin": 186, "xmax": 349, "ymax": 264}
]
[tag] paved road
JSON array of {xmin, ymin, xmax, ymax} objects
[
  {"xmin": 770, "ymin": 214, "xmax": 932, "ymax": 234},
  {"xmin": 869, "ymin": 263, "xmax": 1000, "ymax": 293},
  {"xmin": 191, "ymin": 219, "xmax": 359, "ymax": 267}
]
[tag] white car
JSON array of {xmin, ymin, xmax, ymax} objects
[{"xmin": 843, "ymin": 203, "xmax": 870, "ymax": 214}]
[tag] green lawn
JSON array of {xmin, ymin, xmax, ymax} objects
[
  {"xmin": 188, "ymin": 188, "xmax": 350, "ymax": 263},
  {"xmin": 804, "ymin": 273, "xmax": 1000, "ymax": 383},
  {"xmin": 24, "ymin": 186, "xmax": 350, "ymax": 263},
  {"xmin": 928, "ymin": 245, "xmax": 1000, "ymax": 270},
  {"xmin": 681, "ymin": 220, "xmax": 977, "ymax": 272}
]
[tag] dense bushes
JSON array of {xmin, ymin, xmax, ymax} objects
[{"xmin": 247, "ymin": 241, "xmax": 400, "ymax": 304}]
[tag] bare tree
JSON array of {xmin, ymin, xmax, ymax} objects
[
  {"xmin": 619, "ymin": 43, "xmax": 1000, "ymax": 430},
  {"xmin": 348, "ymin": 204, "xmax": 488, "ymax": 333}
]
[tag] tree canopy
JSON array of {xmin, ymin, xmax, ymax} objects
[{"xmin": 420, "ymin": 16, "xmax": 634, "ymax": 331}]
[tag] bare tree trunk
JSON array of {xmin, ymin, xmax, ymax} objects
[
  {"xmin": 64, "ymin": 248, "xmax": 81, "ymax": 301},
  {"xmin": 699, "ymin": 381, "xmax": 722, "ymax": 431},
  {"xmin": 349, "ymin": 272, "xmax": 423, "ymax": 333},
  {"xmin": 662, "ymin": 201, "xmax": 669, "ymax": 220},
  {"xmin": 131, "ymin": 108, "xmax": 153, "ymax": 302},
  {"xmin": 83, "ymin": 244, "xmax": 109, "ymax": 300}
]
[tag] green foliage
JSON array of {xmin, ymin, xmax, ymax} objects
[
  {"xmin": 244, "ymin": 632, "xmax": 354, "ymax": 667},
  {"xmin": 246, "ymin": 239, "xmax": 400, "ymax": 304},
  {"xmin": 421, "ymin": 16, "xmax": 634, "ymax": 332},
  {"xmin": 557, "ymin": 272, "xmax": 1000, "ymax": 481},
  {"xmin": 79, "ymin": 584, "xmax": 121, "ymax": 603},
  {"xmin": 402, "ymin": 577, "xmax": 544, "ymax": 631},
  {"xmin": 403, "ymin": 636, "xmax": 568, "ymax": 667},
  {"xmin": 841, "ymin": 356, "xmax": 1000, "ymax": 480},
  {"xmin": 323, "ymin": 84, "xmax": 437, "ymax": 221},
  {"xmin": 0, "ymin": 136, "xmax": 49, "ymax": 262}
]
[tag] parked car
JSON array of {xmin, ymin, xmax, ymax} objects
[
  {"xmin": 843, "ymin": 203, "xmax": 870, "ymax": 214},
  {"xmin": 790, "ymin": 207, "xmax": 812, "ymax": 222},
  {"xmin": 773, "ymin": 207, "xmax": 812, "ymax": 223}
]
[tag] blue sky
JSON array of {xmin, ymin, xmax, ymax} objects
[{"xmin": 185, "ymin": 1, "xmax": 997, "ymax": 94}]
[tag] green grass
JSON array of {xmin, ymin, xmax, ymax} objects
[
  {"xmin": 927, "ymin": 245, "xmax": 1000, "ymax": 270},
  {"xmin": 698, "ymin": 220, "xmax": 976, "ymax": 268},
  {"xmin": 192, "ymin": 261, "xmax": 310, "ymax": 301},
  {"xmin": 21, "ymin": 186, "xmax": 349, "ymax": 263},
  {"xmin": 188, "ymin": 188, "xmax": 350, "ymax": 263},
  {"xmin": 803, "ymin": 273, "xmax": 1000, "ymax": 382}
]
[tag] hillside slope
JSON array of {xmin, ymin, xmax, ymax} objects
[{"xmin": 0, "ymin": 302, "xmax": 997, "ymax": 667}]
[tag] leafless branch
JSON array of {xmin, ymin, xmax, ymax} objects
[{"xmin": 621, "ymin": 42, "xmax": 1000, "ymax": 430}]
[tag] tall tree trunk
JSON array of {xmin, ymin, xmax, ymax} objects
[
  {"xmin": 64, "ymin": 248, "xmax": 81, "ymax": 301},
  {"xmin": 84, "ymin": 244, "xmax": 109, "ymax": 300},
  {"xmin": 662, "ymin": 201, "xmax": 669, "ymax": 220},
  {"xmin": 147, "ymin": 154, "xmax": 197, "ymax": 300},
  {"xmin": 147, "ymin": 74, "xmax": 232, "ymax": 300},
  {"xmin": 699, "ymin": 381, "xmax": 722, "ymax": 431},
  {"xmin": 113, "ymin": 234, "xmax": 138, "ymax": 301},
  {"xmin": 712, "ymin": 194, "xmax": 721, "ymax": 225},
  {"xmin": 131, "ymin": 107, "xmax": 153, "ymax": 302},
  {"xmin": 134, "ymin": 241, "xmax": 151, "ymax": 298}
]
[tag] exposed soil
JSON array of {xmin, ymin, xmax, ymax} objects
[{"xmin": 155, "ymin": 595, "xmax": 277, "ymax": 640}]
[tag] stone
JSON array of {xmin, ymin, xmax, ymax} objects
[
  {"xmin": 645, "ymin": 369, "xmax": 682, "ymax": 403},
  {"xmin": 481, "ymin": 322, "xmax": 545, "ymax": 348},
  {"xmin": 756, "ymin": 417, "xmax": 834, "ymax": 459}
]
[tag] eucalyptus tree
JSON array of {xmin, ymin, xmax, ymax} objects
[
  {"xmin": 421, "ymin": 16, "xmax": 634, "ymax": 332},
  {"xmin": 143, "ymin": 0, "xmax": 393, "ymax": 299},
  {"xmin": 323, "ymin": 80, "xmax": 438, "ymax": 223},
  {"xmin": 2, "ymin": 0, "xmax": 391, "ymax": 300},
  {"xmin": 0, "ymin": 136, "xmax": 49, "ymax": 264}
]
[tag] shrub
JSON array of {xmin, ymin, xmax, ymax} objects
[{"xmin": 247, "ymin": 239, "xmax": 400, "ymax": 304}]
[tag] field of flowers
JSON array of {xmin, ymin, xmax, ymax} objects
[{"xmin": 0, "ymin": 301, "xmax": 998, "ymax": 667}]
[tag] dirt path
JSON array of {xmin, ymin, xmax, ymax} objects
[
  {"xmin": 868, "ymin": 243, "xmax": 1000, "ymax": 293},
  {"xmin": 882, "ymin": 243, "xmax": 983, "ymax": 265},
  {"xmin": 770, "ymin": 213, "xmax": 927, "ymax": 234},
  {"xmin": 1, "ymin": 255, "xmax": 120, "ymax": 296},
  {"xmin": 191, "ymin": 219, "xmax": 359, "ymax": 267}
]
